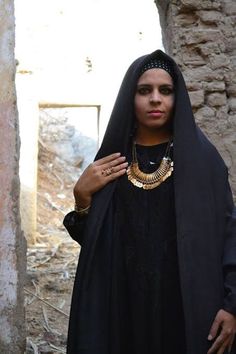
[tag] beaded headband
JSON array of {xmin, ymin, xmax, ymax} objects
[{"xmin": 140, "ymin": 58, "xmax": 174, "ymax": 79}]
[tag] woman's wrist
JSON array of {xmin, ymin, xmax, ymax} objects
[
  {"xmin": 73, "ymin": 193, "xmax": 91, "ymax": 215},
  {"xmin": 73, "ymin": 191, "xmax": 91, "ymax": 208},
  {"xmin": 74, "ymin": 202, "xmax": 90, "ymax": 216}
]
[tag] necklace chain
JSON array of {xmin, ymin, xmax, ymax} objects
[{"xmin": 126, "ymin": 140, "xmax": 174, "ymax": 190}]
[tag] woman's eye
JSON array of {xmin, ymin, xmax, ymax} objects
[
  {"xmin": 137, "ymin": 87, "xmax": 150, "ymax": 95},
  {"xmin": 160, "ymin": 87, "xmax": 173, "ymax": 95}
]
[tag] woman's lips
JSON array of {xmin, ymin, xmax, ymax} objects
[{"xmin": 147, "ymin": 110, "xmax": 164, "ymax": 118}]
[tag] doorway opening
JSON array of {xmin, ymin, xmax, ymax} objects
[{"xmin": 37, "ymin": 103, "xmax": 100, "ymax": 238}]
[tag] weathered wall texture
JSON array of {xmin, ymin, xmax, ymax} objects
[
  {"xmin": 0, "ymin": 1, "xmax": 26, "ymax": 353},
  {"xmin": 156, "ymin": 0, "xmax": 236, "ymax": 198}
]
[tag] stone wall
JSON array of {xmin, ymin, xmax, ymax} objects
[
  {"xmin": 156, "ymin": 0, "xmax": 236, "ymax": 198},
  {"xmin": 0, "ymin": 0, "xmax": 26, "ymax": 353}
]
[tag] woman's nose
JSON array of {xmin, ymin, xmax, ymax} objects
[{"xmin": 150, "ymin": 90, "xmax": 161, "ymax": 103}]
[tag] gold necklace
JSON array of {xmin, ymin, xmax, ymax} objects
[{"xmin": 126, "ymin": 140, "xmax": 174, "ymax": 190}]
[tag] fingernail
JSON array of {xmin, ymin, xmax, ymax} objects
[{"xmin": 208, "ymin": 334, "xmax": 213, "ymax": 340}]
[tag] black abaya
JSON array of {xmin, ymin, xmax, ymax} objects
[
  {"xmin": 110, "ymin": 142, "xmax": 186, "ymax": 354},
  {"xmin": 63, "ymin": 49, "xmax": 236, "ymax": 354}
]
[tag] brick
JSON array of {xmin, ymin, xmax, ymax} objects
[
  {"xmin": 181, "ymin": 29, "xmax": 222, "ymax": 45},
  {"xmin": 228, "ymin": 97, "xmax": 236, "ymax": 111},
  {"xmin": 206, "ymin": 92, "xmax": 227, "ymax": 106},
  {"xmin": 189, "ymin": 90, "xmax": 205, "ymax": 108},
  {"xmin": 197, "ymin": 10, "xmax": 222, "ymax": 24},
  {"xmin": 204, "ymin": 81, "xmax": 225, "ymax": 92},
  {"xmin": 179, "ymin": 0, "xmax": 221, "ymax": 10}
]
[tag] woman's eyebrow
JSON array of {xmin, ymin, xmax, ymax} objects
[{"xmin": 137, "ymin": 83, "xmax": 151, "ymax": 86}]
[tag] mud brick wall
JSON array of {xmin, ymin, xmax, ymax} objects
[{"xmin": 156, "ymin": 0, "xmax": 236, "ymax": 197}]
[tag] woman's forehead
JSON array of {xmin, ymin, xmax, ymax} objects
[{"xmin": 137, "ymin": 68, "xmax": 174, "ymax": 85}]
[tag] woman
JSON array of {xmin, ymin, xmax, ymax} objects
[{"xmin": 64, "ymin": 49, "xmax": 236, "ymax": 354}]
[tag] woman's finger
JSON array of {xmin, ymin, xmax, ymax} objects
[
  {"xmin": 101, "ymin": 162, "xmax": 128, "ymax": 179},
  {"xmin": 101, "ymin": 162, "xmax": 128, "ymax": 176},
  {"xmin": 217, "ymin": 335, "xmax": 233, "ymax": 354},
  {"xmin": 93, "ymin": 152, "xmax": 122, "ymax": 166},
  {"xmin": 228, "ymin": 333, "xmax": 235, "ymax": 353},
  {"xmin": 208, "ymin": 317, "xmax": 221, "ymax": 342},
  {"xmin": 208, "ymin": 330, "xmax": 232, "ymax": 353},
  {"xmin": 101, "ymin": 156, "xmax": 127, "ymax": 171},
  {"xmin": 208, "ymin": 334, "xmax": 223, "ymax": 353}
]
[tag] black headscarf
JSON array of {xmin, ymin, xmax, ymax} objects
[
  {"xmin": 95, "ymin": 50, "xmax": 179, "ymax": 159},
  {"xmin": 82, "ymin": 48, "xmax": 225, "ymax": 285}
]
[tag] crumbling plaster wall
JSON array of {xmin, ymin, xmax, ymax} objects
[
  {"xmin": 0, "ymin": 0, "xmax": 26, "ymax": 353},
  {"xmin": 156, "ymin": 0, "xmax": 236, "ymax": 197}
]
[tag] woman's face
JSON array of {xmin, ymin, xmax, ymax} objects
[{"xmin": 134, "ymin": 68, "xmax": 175, "ymax": 136}]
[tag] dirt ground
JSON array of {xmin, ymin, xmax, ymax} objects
[
  {"xmin": 25, "ymin": 233, "xmax": 79, "ymax": 354},
  {"xmin": 25, "ymin": 140, "xmax": 81, "ymax": 354}
]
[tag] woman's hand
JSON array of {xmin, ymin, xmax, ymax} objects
[
  {"xmin": 73, "ymin": 153, "xmax": 128, "ymax": 208},
  {"xmin": 207, "ymin": 309, "xmax": 236, "ymax": 354}
]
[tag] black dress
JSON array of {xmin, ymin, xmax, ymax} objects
[{"xmin": 110, "ymin": 142, "xmax": 186, "ymax": 354}]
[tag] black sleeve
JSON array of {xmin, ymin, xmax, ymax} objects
[
  {"xmin": 63, "ymin": 210, "xmax": 88, "ymax": 246},
  {"xmin": 222, "ymin": 182, "xmax": 236, "ymax": 315}
]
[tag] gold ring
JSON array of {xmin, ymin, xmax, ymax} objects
[{"xmin": 102, "ymin": 168, "xmax": 113, "ymax": 176}]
